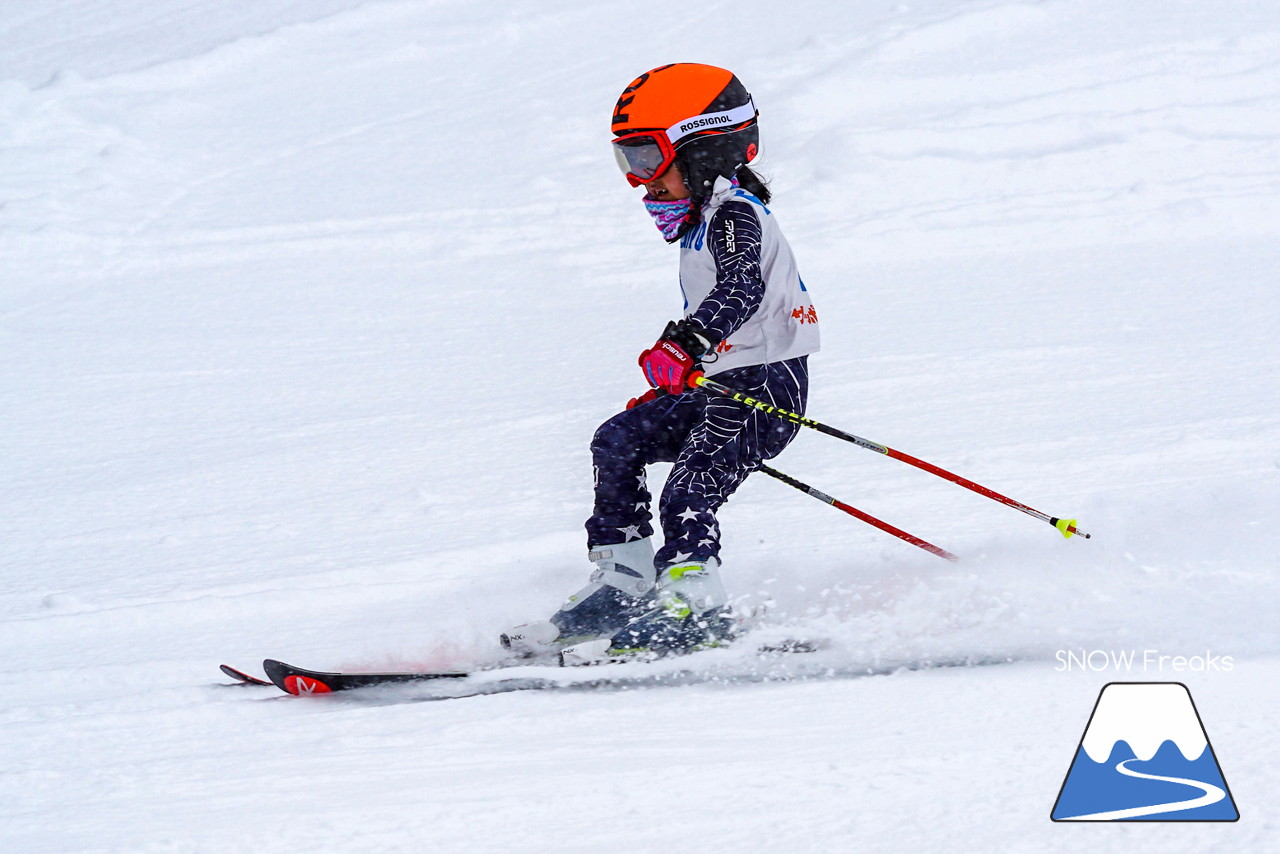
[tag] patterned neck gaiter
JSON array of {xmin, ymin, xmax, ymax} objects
[{"xmin": 642, "ymin": 195, "xmax": 694, "ymax": 242}]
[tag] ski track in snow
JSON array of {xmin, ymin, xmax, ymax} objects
[{"xmin": 2, "ymin": 1, "xmax": 1279, "ymax": 851}]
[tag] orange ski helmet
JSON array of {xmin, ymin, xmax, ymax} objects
[{"xmin": 611, "ymin": 63, "xmax": 759, "ymax": 202}]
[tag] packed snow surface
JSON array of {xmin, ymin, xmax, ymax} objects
[{"xmin": 2, "ymin": 1, "xmax": 1278, "ymax": 851}]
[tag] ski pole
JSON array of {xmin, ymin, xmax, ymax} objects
[
  {"xmin": 759, "ymin": 465, "xmax": 959, "ymax": 562},
  {"xmin": 688, "ymin": 372, "xmax": 1090, "ymax": 540}
]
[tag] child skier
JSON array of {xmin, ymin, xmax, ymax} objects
[{"xmin": 505, "ymin": 63, "xmax": 819, "ymax": 658}]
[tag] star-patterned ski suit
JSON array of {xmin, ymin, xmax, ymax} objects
[{"xmin": 586, "ymin": 177, "xmax": 820, "ymax": 569}]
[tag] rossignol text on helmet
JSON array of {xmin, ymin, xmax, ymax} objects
[{"xmin": 611, "ymin": 63, "xmax": 760, "ymax": 200}]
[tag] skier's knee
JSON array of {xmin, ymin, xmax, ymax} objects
[
  {"xmin": 591, "ymin": 415, "xmax": 640, "ymax": 461},
  {"xmin": 682, "ymin": 450, "xmax": 716, "ymax": 473}
]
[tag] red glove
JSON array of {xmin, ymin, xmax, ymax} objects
[
  {"xmin": 638, "ymin": 320, "xmax": 714, "ymax": 395},
  {"xmin": 639, "ymin": 339, "xmax": 697, "ymax": 394},
  {"xmin": 626, "ymin": 388, "xmax": 664, "ymax": 409}
]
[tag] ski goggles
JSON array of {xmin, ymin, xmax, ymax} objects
[
  {"xmin": 612, "ymin": 132, "xmax": 677, "ymax": 187},
  {"xmin": 612, "ymin": 99, "xmax": 757, "ymax": 187}
]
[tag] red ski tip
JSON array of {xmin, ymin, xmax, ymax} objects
[
  {"xmin": 283, "ymin": 675, "xmax": 332, "ymax": 695},
  {"xmin": 219, "ymin": 664, "xmax": 272, "ymax": 686}
]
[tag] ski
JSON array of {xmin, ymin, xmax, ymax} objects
[
  {"xmin": 261, "ymin": 639, "xmax": 827, "ymax": 696},
  {"xmin": 220, "ymin": 664, "xmax": 273, "ymax": 686},
  {"xmin": 257, "ymin": 647, "xmax": 1009, "ymax": 700},
  {"xmin": 263, "ymin": 658, "xmax": 471, "ymax": 694}
]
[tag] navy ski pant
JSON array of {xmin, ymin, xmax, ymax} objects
[{"xmin": 586, "ymin": 356, "xmax": 809, "ymax": 569}]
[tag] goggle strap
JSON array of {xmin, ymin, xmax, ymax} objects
[{"xmin": 666, "ymin": 99, "xmax": 757, "ymax": 146}]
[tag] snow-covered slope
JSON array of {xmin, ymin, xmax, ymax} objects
[{"xmin": 2, "ymin": 1, "xmax": 1277, "ymax": 850}]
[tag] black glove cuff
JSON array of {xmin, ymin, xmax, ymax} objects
[{"xmin": 661, "ymin": 319, "xmax": 716, "ymax": 359}]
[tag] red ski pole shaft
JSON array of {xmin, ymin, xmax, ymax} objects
[
  {"xmin": 759, "ymin": 465, "xmax": 959, "ymax": 562},
  {"xmin": 689, "ymin": 372, "xmax": 1090, "ymax": 540}
]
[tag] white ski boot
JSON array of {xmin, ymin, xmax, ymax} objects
[{"xmin": 501, "ymin": 538, "xmax": 657, "ymax": 656}]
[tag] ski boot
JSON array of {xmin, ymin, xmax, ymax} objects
[
  {"xmin": 501, "ymin": 538, "xmax": 657, "ymax": 657},
  {"xmin": 603, "ymin": 558, "xmax": 735, "ymax": 658}
]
